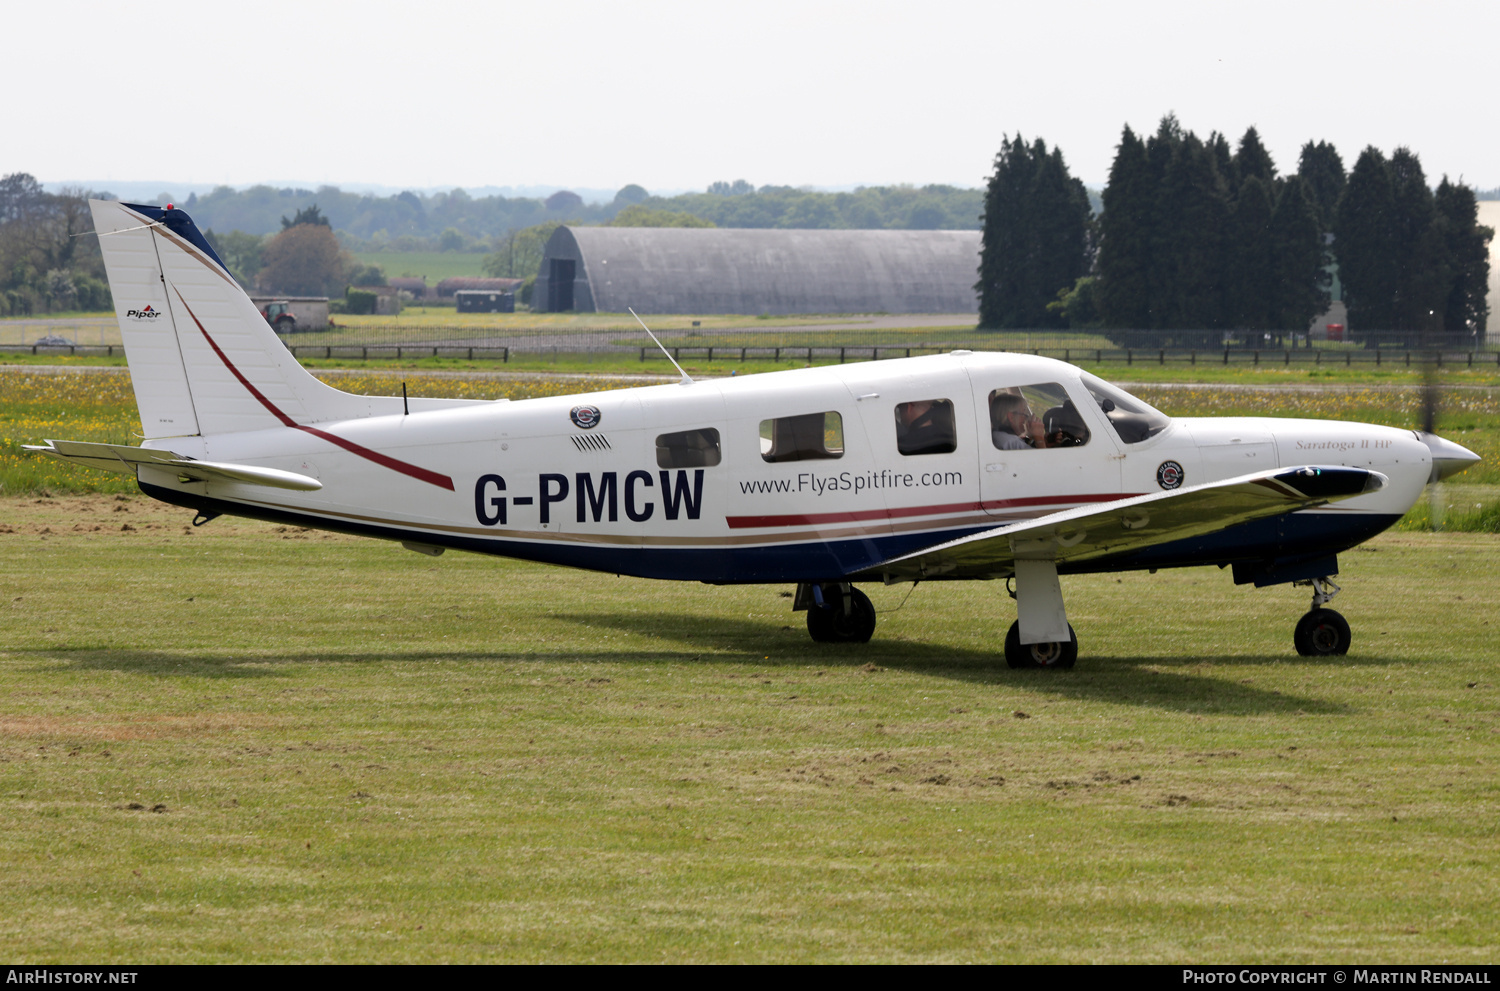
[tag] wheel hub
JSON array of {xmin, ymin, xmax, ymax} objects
[
  {"xmin": 1310, "ymin": 623, "xmax": 1341, "ymax": 653},
  {"xmin": 1030, "ymin": 642, "xmax": 1063, "ymax": 665}
]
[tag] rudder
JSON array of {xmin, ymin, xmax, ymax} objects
[{"xmin": 91, "ymin": 200, "xmax": 378, "ymax": 439}]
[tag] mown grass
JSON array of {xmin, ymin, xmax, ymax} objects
[{"xmin": 0, "ymin": 499, "xmax": 1496, "ymax": 962}]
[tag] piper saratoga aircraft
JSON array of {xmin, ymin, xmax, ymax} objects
[{"xmin": 28, "ymin": 200, "xmax": 1480, "ymax": 667}]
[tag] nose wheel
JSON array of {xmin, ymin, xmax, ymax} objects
[{"xmin": 1292, "ymin": 577, "xmax": 1350, "ymax": 656}]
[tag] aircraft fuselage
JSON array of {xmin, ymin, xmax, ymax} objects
[{"xmin": 136, "ymin": 352, "xmax": 1433, "ymax": 585}]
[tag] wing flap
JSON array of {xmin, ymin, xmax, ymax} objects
[
  {"xmin": 876, "ymin": 465, "xmax": 1386, "ymax": 580},
  {"xmin": 26, "ymin": 440, "xmax": 322, "ymax": 492}
]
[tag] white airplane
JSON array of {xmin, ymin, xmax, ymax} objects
[{"xmin": 28, "ymin": 200, "xmax": 1480, "ymax": 667}]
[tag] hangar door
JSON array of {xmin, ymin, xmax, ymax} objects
[{"xmin": 547, "ymin": 259, "xmax": 575, "ymax": 312}]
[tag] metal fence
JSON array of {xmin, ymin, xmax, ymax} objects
[{"xmin": 3, "ymin": 317, "xmax": 1494, "ymax": 368}]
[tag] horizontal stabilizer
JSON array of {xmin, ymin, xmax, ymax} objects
[
  {"xmin": 26, "ymin": 440, "xmax": 322, "ymax": 492},
  {"xmin": 876, "ymin": 465, "xmax": 1386, "ymax": 580}
]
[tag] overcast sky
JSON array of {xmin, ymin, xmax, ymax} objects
[{"xmin": 7, "ymin": 0, "xmax": 1496, "ymax": 196}]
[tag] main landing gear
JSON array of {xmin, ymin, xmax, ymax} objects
[
  {"xmin": 798, "ymin": 582, "xmax": 877, "ymax": 643},
  {"xmin": 1004, "ymin": 621, "xmax": 1077, "ymax": 669},
  {"xmin": 1291, "ymin": 577, "xmax": 1351, "ymax": 656}
]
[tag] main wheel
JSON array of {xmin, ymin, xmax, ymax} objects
[
  {"xmin": 806, "ymin": 587, "xmax": 876, "ymax": 643},
  {"xmin": 1004, "ymin": 620, "xmax": 1078, "ymax": 669},
  {"xmin": 1293, "ymin": 608, "xmax": 1350, "ymax": 656}
]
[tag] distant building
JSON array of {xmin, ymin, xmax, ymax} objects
[
  {"xmin": 533, "ymin": 227, "xmax": 981, "ymax": 314},
  {"xmin": 455, "ymin": 290, "xmax": 515, "ymax": 313},
  {"xmin": 369, "ymin": 286, "xmax": 402, "ymax": 316},
  {"xmin": 387, "ymin": 277, "xmax": 429, "ymax": 299}
]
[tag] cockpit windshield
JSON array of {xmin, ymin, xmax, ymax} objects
[{"xmin": 1079, "ymin": 373, "xmax": 1172, "ymax": 444}]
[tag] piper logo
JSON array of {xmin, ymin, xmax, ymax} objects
[{"xmin": 125, "ymin": 305, "xmax": 163, "ymax": 320}]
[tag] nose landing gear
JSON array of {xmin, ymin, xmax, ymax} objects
[{"xmin": 1291, "ymin": 577, "xmax": 1350, "ymax": 656}]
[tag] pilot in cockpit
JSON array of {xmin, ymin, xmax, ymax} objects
[{"xmin": 991, "ymin": 392, "xmax": 1046, "ymax": 450}]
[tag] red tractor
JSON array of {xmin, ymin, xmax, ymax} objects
[{"xmin": 260, "ymin": 300, "xmax": 297, "ymax": 333}]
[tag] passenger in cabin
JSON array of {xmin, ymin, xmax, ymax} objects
[
  {"xmin": 991, "ymin": 392, "xmax": 1047, "ymax": 449},
  {"xmin": 895, "ymin": 399, "xmax": 957, "ymax": 455}
]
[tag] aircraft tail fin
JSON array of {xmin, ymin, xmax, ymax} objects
[{"xmin": 90, "ymin": 199, "xmax": 384, "ymax": 439}]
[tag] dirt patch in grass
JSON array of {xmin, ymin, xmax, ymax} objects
[{"xmin": 1, "ymin": 712, "xmax": 275, "ymax": 742}]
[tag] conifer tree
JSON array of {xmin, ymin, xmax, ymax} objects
[
  {"xmin": 1434, "ymin": 178, "xmax": 1494, "ymax": 335},
  {"xmin": 1229, "ymin": 175, "xmax": 1275, "ymax": 329},
  {"xmin": 1210, "ymin": 132, "xmax": 1237, "ymax": 194},
  {"xmin": 1233, "ymin": 127, "xmax": 1277, "ymax": 192},
  {"xmin": 1336, "ymin": 147, "xmax": 1398, "ymax": 330},
  {"xmin": 1097, "ymin": 126, "xmax": 1154, "ymax": 329},
  {"xmin": 1160, "ymin": 133, "xmax": 1231, "ymax": 329},
  {"xmin": 1143, "ymin": 116, "xmax": 1185, "ymax": 327},
  {"xmin": 1297, "ymin": 141, "xmax": 1345, "ymax": 231},
  {"xmin": 976, "ymin": 136, "xmax": 1090, "ymax": 328},
  {"xmin": 1268, "ymin": 177, "xmax": 1328, "ymax": 331},
  {"xmin": 1387, "ymin": 148, "xmax": 1448, "ymax": 332}
]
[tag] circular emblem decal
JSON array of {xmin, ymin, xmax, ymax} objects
[
  {"xmin": 1157, "ymin": 460, "xmax": 1184, "ymax": 490},
  {"xmin": 570, "ymin": 405, "xmax": 602, "ymax": 429}
]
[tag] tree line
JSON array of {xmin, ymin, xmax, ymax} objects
[
  {"xmin": 978, "ymin": 116, "xmax": 1492, "ymax": 343},
  {"xmin": 0, "ymin": 175, "xmax": 111, "ymax": 317},
  {"xmin": 132, "ymin": 181, "xmax": 984, "ymax": 246}
]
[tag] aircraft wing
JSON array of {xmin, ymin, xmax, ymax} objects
[
  {"xmin": 874, "ymin": 465, "xmax": 1386, "ymax": 581},
  {"xmin": 25, "ymin": 440, "xmax": 322, "ymax": 492}
]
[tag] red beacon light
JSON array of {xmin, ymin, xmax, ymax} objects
[{"xmin": 166, "ymin": 203, "xmax": 174, "ymax": 210}]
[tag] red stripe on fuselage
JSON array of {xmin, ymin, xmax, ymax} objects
[
  {"xmin": 725, "ymin": 492, "xmax": 1134, "ymax": 529},
  {"xmin": 172, "ymin": 290, "xmax": 455, "ymax": 491}
]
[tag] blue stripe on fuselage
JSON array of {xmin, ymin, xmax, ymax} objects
[{"xmin": 138, "ymin": 482, "xmax": 1399, "ymax": 585}]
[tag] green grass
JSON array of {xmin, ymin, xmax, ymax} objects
[{"xmin": 0, "ymin": 499, "xmax": 1496, "ymax": 962}]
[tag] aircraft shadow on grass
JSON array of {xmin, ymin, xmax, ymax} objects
[
  {"xmin": 551, "ymin": 611, "xmax": 1381, "ymax": 715},
  {"xmin": 23, "ymin": 604, "xmax": 1406, "ymax": 714}
]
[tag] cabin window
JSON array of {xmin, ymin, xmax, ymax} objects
[
  {"xmin": 1078, "ymin": 372, "xmax": 1171, "ymax": 444},
  {"xmin": 894, "ymin": 399, "xmax": 957, "ymax": 456},
  {"xmin": 656, "ymin": 427, "xmax": 722, "ymax": 468},
  {"xmin": 989, "ymin": 383, "xmax": 1091, "ymax": 450},
  {"xmin": 759, "ymin": 411, "xmax": 844, "ymax": 463}
]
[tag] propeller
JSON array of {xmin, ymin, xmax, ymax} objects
[{"xmin": 1420, "ymin": 355, "xmax": 1444, "ymax": 530}]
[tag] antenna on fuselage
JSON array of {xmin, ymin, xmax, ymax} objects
[{"xmin": 629, "ymin": 307, "xmax": 693, "ymax": 386}]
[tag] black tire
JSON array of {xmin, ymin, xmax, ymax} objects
[
  {"xmin": 1293, "ymin": 609, "xmax": 1351, "ymax": 656},
  {"xmin": 1004, "ymin": 620, "xmax": 1078, "ymax": 669},
  {"xmin": 806, "ymin": 586, "xmax": 876, "ymax": 644},
  {"xmin": 275, "ymin": 317, "xmax": 297, "ymax": 334}
]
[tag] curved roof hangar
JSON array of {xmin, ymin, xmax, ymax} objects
[{"xmin": 534, "ymin": 226, "xmax": 980, "ymax": 314}]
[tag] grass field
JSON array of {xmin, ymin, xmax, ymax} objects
[
  {"xmin": 2, "ymin": 365, "xmax": 1498, "ymax": 961},
  {"xmin": 0, "ymin": 496, "xmax": 1496, "ymax": 962}
]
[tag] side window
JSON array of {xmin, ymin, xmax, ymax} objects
[
  {"xmin": 656, "ymin": 427, "xmax": 721, "ymax": 468},
  {"xmin": 760, "ymin": 411, "xmax": 844, "ymax": 463},
  {"xmin": 989, "ymin": 384, "xmax": 1091, "ymax": 451},
  {"xmin": 894, "ymin": 399, "xmax": 957, "ymax": 456}
]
